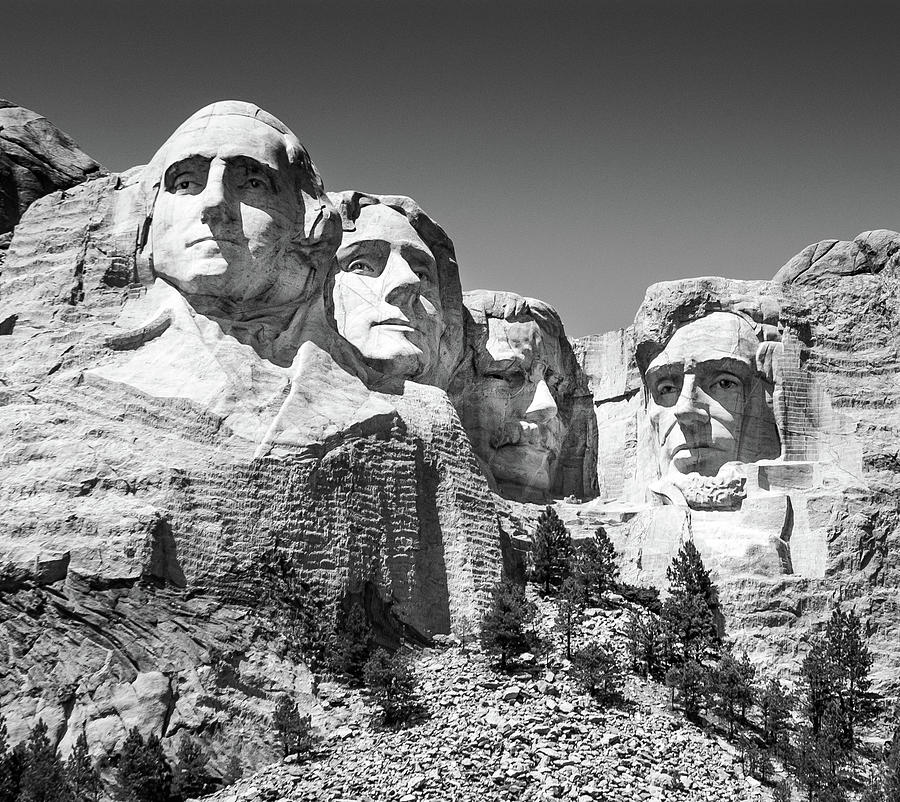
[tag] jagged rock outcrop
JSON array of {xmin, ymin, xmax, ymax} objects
[
  {"xmin": 0, "ymin": 99, "xmax": 103, "ymax": 237},
  {"xmin": 572, "ymin": 239, "xmax": 900, "ymax": 692}
]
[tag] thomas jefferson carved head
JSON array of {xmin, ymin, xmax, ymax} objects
[
  {"xmin": 141, "ymin": 101, "xmax": 337, "ymax": 311},
  {"xmin": 453, "ymin": 290, "xmax": 575, "ymax": 501},
  {"xmin": 326, "ymin": 191, "xmax": 463, "ymax": 387}
]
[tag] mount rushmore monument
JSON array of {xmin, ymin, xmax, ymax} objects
[{"xmin": 0, "ymin": 99, "xmax": 898, "ymax": 772}]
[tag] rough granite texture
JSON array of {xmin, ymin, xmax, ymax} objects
[
  {"xmin": 0, "ymin": 154, "xmax": 501, "ymax": 773},
  {"xmin": 1, "ymin": 100, "xmax": 898, "ymax": 788},
  {"xmin": 0, "ymin": 99, "xmax": 103, "ymax": 237}
]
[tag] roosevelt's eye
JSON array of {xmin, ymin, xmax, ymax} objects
[{"xmin": 484, "ymin": 369, "xmax": 527, "ymax": 392}]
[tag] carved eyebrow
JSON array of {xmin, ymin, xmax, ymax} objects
[
  {"xmin": 163, "ymin": 156, "xmax": 210, "ymax": 185},
  {"xmin": 337, "ymin": 239, "xmax": 389, "ymax": 258},
  {"xmin": 400, "ymin": 243, "xmax": 437, "ymax": 269}
]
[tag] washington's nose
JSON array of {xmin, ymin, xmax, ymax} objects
[
  {"xmin": 673, "ymin": 375, "xmax": 709, "ymax": 425},
  {"xmin": 383, "ymin": 254, "xmax": 420, "ymax": 307},
  {"xmin": 524, "ymin": 378, "xmax": 558, "ymax": 424},
  {"xmin": 199, "ymin": 162, "xmax": 233, "ymax": 223}
]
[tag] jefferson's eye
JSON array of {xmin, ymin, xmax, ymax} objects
[{"xmin": 243, "ymin": 177, "xmax": 268, "ymax": 191}]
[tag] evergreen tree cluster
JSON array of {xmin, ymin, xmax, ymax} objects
[{"xmin": 0, "ymin": 714, "xmax": 222, "ymax": 802}]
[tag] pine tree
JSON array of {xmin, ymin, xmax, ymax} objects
[
  {"xmin": 17, "ymin": 719, "xmax": 71, "ymax": 802},
  {"xmin": 571, "ymin": 642, "xmax": 624, "ymax": 703},
  {"xmin": 758, "ymin": 678, "xmax": 793, "ymax": 751},
  {"xmin": 710, "ymin": 650, "xmax": 753, "ymax": 736},
  {"xmin": 661, "ymin": 541, "xmax": 720, "ymax": 667},
  {"xmin": 531, "ymin": 506, "xmax": 572, "ymax": 595},
  {"xmin": 66, "ymin": 728, "xmax": 100, "ymax": 802},
  {"xmin": 573, "ymin": 527, "xmax": 619, "ymax": 604},
  {"xmin": 331, "ymin": 600, "xmax": 374, "ymax": 682},
  {"xmin": 0, "ymin": 713, "xmax": 22, "ymax": 802},
  {"xmin": 173, "ymin": 736, "xmax": 208, "ymax": 799},
  {"xmin": 802, "ymin": 607, "xmax": 873, "ymax": 749},
  {"xmin": 117, "ymin": 728, "xmax": 172, "ymax": 802},
  {"xmin": 862, "ymin": 710, "xmax": 900, "ymax": 802},
  {"xmin": 480, "ymin": 580, "xmax": 537, "ymax": 671},
  {"xmin": 665, "ymin": 660, "xmax": 708, "ymax": 721},
  {"xmin": 554, "ymin": 576, "xmax": 586, "ymax": 659},
  {"xmin": 273, "ymin": 695, "xmax": 312, "ymax": 758},
  {"xmin": 626, "ymin": 610, "xmax": 665, "ymax": 681},
  {"xmin": 795, "ymin": 726, "xmax": 847, "ymax": 802},
  {"xmin": 363, "ymin": 648, "xmax": 418, "ymax": 726}
]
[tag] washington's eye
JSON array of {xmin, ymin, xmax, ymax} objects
[
  {"xmin": 171, "ymin": 175, "xmax": 202, "ymax": 194},
  {"xmin": 247, "ymin": 178, "xmax": 265, "ymax": 189},
  {"xmin": 656, "ymin": 379, "xmax": 679, "ymax": 396}
]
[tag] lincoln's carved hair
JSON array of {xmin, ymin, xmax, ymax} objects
[{"xmin": 326, "ymin": 190, "xmax": 464, "ymax": 387}]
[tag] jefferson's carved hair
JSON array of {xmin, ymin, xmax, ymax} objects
[{"xmin": 326, "ymin": 190, "xmax": 464, "ymax": 388}]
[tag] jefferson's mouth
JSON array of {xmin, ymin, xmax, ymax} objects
[{"xmin": 187, "ymin": 236, "xmax": 241, "ymax": 247}]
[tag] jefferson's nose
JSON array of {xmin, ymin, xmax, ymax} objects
[
  {"xmin": 199, "ymin": 162, "xmax": 234, "ymax": 223},
  {"xmin": 673, "ymin": 375, "xmax": 709, "ymax": 425},
  {"xmin": 383, "ymin": 254, "xmax": 420, "ymax": 307},
  {"xmin": 524, "ymin": 378, "xmax": 558, "ymax": 424}
]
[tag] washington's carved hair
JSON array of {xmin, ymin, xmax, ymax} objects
[{"xmin": 136, "ymin": 100, "xmax": 340, "ymax": 279}]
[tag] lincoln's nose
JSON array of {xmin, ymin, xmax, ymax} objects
[{"xmin": 673, "ymin": 375, "xmax": 709, "ymax": 425}]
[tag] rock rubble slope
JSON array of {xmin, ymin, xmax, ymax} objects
[{"xmin": 207, "ymin": 607, "xmax": 772, "ymax": 802}]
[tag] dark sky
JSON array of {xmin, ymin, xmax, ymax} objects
[{"xmin": 4, "ymin": 0, "xmax": 899, "ymax": 336}]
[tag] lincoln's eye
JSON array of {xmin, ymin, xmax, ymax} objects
[
  {"xmin": 345, "ymin": 259, "xmax": 376, "ymax": 275},
  {"xmin": 711, "ymin": 374, "xmax": 741, "ymax": 392}
]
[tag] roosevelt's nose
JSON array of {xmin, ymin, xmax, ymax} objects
[
  {"xmin": 383, "ymin": 253, "xmax": 420, "ymax": 307},
  {"xmin": 199, "ymin": 162, "xmax": 234, "ymax": 224},
  {"xmin": 673, "ymin": 375, "xmax": 709, "ymax": 425},
  {"xmin": 524, "ymin": 378, "xmax": 558, "ymax": 424}
]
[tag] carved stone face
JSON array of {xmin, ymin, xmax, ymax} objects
[
  {"xmin": 149, "ymin": 115, "xmax": 302, "ymax": 303},
  {"xmin": 645, "ymin": 312, "xmax": 759, "ymax": 479},
  {"xmin": 332, "ymin": 204, "xmax": 443, "ymax": 379},
  {"xmin": 467, "ymin": 316, "xmax": 566, "ymax": 496}
]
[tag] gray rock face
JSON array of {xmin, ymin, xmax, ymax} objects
[
  {"xmin": 0, "ymin": 102, "xmax": 501, "ymax": 775},
  {"xmin": 2, "ymin": 97, "xmax": 899, "ymax": 786},
  {"xmin": 0, "ymin": 99, "xmax": 103, "ymax": 236},
  {"xmin": 572, "ymin": 241, "xmax": 900, "ymax": 693}
]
